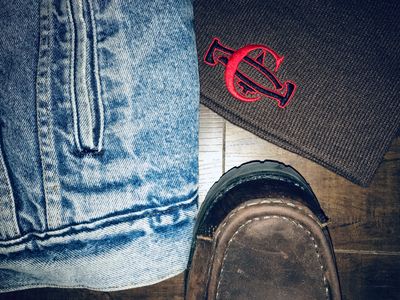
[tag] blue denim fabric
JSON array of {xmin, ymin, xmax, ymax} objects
[{"xmin": 0, "ymin": 0, "xmax": 199, "ymax": 291}]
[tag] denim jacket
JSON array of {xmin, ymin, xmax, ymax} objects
[{"xmin": 0, "ymin": 0, "xmax": 199, "ymax": 291}]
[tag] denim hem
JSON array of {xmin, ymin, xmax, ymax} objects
[
  {"xmin": 0, "ymin": 269, "xmax": 185, "ymax": 293},
  {"xmin": 0, "ymin": 194, "xmax": 198, "ymax": 292}
]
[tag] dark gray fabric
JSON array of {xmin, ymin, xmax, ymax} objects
[{"xmin": 194, "ymin": 0, "xmax": 400, "ymax": 186}]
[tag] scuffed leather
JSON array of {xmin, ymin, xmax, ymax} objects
[{"xmin": 186, "ymin": 197, "xmax": 341, "ymax": 300}]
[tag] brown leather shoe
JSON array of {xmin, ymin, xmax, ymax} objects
[{"xmin": 185, "ymin": 161, "xmax": 341, "ymax": 299}]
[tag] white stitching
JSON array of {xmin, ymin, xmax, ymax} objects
[
  {"xmin": 201, "ymin": 175, "xmax": 309, "ymax": 233},
  {"xmin": 206, "ymin": 200, "xmax": 323, "ymax": 297},
  {"xmin": 36, "ymin": 0, "xmax": 63, "ymax": 229},
  {"xmin": 214, "ymin": 200, "xmax": 320, "ymax": 239},
  {"xmin": 86, "ymin": 0, "xmax": 104, "ymax": 151},
  {"xmin": 210, "ymin": 201, "xmax": 311, "ymax": 290},
  {"xmin": 214, "ymin": 215, "xmax": 329, "ymax": 300}
]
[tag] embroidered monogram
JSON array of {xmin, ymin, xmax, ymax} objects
[{"xmin": 204, "ymin": 38, "xmax": 297, "ymax": 108}]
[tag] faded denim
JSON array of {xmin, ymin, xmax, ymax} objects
[{"xmin": 0, "ymin": 0, "xmax": 199, "ymax": 292}]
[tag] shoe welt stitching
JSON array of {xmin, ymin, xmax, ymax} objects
[
  {"xmin": 201, "ymin": 176, "xmax": 308, "ymax": 235},
  {"xmin": 207, "ymin": 200, "xmax": 323, "ymax": 297},
  {"xmin": 214, "ymin": 200, "xmax": 320, "ymax": 239},
  {"xmin": 214, "ymin": 215, "xmax": 329, "ymax": 300}
]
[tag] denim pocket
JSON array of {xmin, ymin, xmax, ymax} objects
[
  {"xmin": 0, "ymin": 141, "xmax": 20, "ymax": 240},
  {"xmin": 68, "ymin": 0, "xmax": 104, "ymax": 153}
]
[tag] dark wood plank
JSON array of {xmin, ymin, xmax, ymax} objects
[
  {"xmin": 224, "ymin": 121, "xmax": 400, "ymax": 252},
  {"xmin": 0, "ymin": 275, "xmax": 184, "ymax": 300},
  {"xmin": 4, "ymin": 253, "xmax": 400, "ymax": 300},
  {"xmin": 337, "ymin": 252, "xmax": 400, "ymax": 300}
]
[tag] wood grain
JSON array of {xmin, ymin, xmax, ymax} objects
[
  {"xmin": 223, "ymin": 117, "xmax": 400, "ymax": 300},
  {"xmin": 337, "ymin": 252, "xmax": 400, "ymax": 300},
  {"xmin": 198, "ymin": 105, "xmax": 225, "ymax": 204},
  {"xmin": 224, "ymin": 121, "xmax": 400, "ymax": 252}
]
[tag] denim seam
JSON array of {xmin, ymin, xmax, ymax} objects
[
  {"xmin": 0, "ymin": 267, "xmax": 185, "ymax": 292},
  {"xmin": 66, "ymin": 0, "xmax": 80, "ymax": 153},
  {"xmin": 87, "ymin": 0, "xmax": 104, "ymax": 150},
  {"xmin": 36, "ymin": 0, "xmax": 62, "ymax": 230},
  {"xmin": 0, "ymin": 145, "xmax": 20, "ymax": 239},
  {"xmin": 69, "ymin": 0, "xmax": 104, "ymax": 152},
  {"xmin": 0, "ymin": 193, "xmax": 197, "ymax": 248},
  {"xmin": 73, "ymin": 0, "xmax": 92, "ymax": 150}
]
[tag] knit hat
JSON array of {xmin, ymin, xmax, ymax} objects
[{"xmin": 194, "ymin": 0, "xmax": 400, "ymax": 186}]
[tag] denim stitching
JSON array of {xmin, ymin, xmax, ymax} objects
[
  {"xmin": 0, "ymin": 268, "xmax": 186, "ymax": 291},
  {"xmin": 87, "ymin": 0, "xmax": 104, "ymax": 150},
  {"xmin": 36, "ymin": 0, "xmax": 62, "ymax": 230},
  {"xmin": 215, "ymin": 215, "xmax": 329, "ymax": 300},
  {"xmin": 0, "ymin": 193, "xmax": 197, "ymax": 248},
  {"xmin": 66, "ymin": 0, "xmax": 80, "ymax": 153},
  {"xmin": 0, "ymin": 144, "xmax": 20, "ymax": 239},
  {"xmin": 69, "ymin": 0, "xmax": 104, "ymax": 152},
  {"xmin": 74, "ymin": 0, "xmax": 93, "ymax": 149}
]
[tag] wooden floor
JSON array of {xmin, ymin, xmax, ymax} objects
[{"xmin": 2, "ymin": 105, "xmax": 400, "ymax": 300}]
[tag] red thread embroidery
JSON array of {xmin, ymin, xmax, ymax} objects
[{"xmin": 204, "ymin": 38, "xmax": 297, "ymax": 108}]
